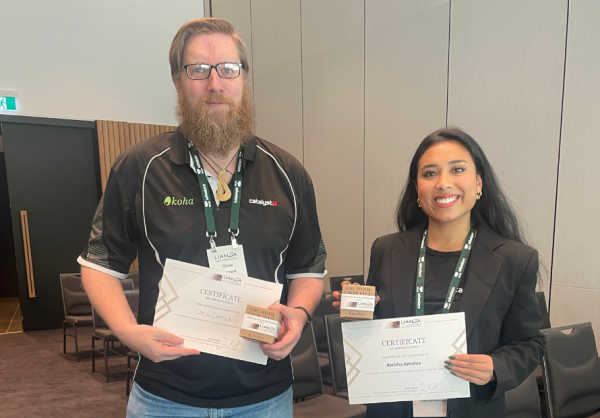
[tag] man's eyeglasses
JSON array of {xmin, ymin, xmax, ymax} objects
[{"xmin": 183, "ymin": 63, "xmax": 243, "ymax": 80}]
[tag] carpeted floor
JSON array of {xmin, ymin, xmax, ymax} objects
[
  {"xmin": 0, "ymin": 327, "xmax": 129, "ymax": 417},
  {"xmin": 0, "ymin": 297, "xmax": 22, "ymax": 334}
]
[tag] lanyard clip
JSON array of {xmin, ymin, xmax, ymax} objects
[
  {"xmin": 229, "ymin": 228, "xmax": 240, "ymax": 249},
  {"xmin": 207, "ymin": 231, "xmax": 217, "ymax": 252}
]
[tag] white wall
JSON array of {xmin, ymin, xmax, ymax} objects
[
  {"xmin": 212, "ymin": 0, "xmax": 600, "ymax": 347},
  {"xmin": 447, "ymin": 0, "xmax": 567, "ymax": 290},
  {"xmin": 550, "ymin": 0, "xmax": 600, "ymax": 343},
  {"xmin": 0, "ymin": 0, "xmax": 204, "ymax": 125}
]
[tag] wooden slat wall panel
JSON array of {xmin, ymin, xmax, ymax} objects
[
  {"xmin": 108, "ymin": 122, "xmax": 116, "ymax": 163},
  {"xmin": 95, "ymin": 120, "xmax": 177, "ymax": 273},
  {"xmin": 102, "ymin": 120, "xmax": 111, "ymax": 190},
  {"xmin": 96, "ymin": 121, "xmax": 107, "ymax": 190},
  {"xmin": 124, "ymin": 122, "xmax": 131, "ymax": 150},
  {"xmin": 133, "ymin": 124, "xmax": 140, "ymax": 144},
  {"xmin": 128, "ymin": 124, "xmax": 135, "ymax": 148},
  {"xmin": 118, "ymin": 122, "xmax": 126, "ymax": 155},
  {"xmin": 96, "ymin": 120, "xmax": 177, "ymax": 185}
]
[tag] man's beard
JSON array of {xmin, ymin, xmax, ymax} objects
[{"xmin": 176, "ymin": 85, "xmax": 255, "ymax": 157}]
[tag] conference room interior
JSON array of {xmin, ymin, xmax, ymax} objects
[{"xmin": 1, "ymin": 1, "xmax": 600, "ymax": 417}]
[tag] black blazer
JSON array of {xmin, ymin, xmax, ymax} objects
[{"xmin": 364, "ymin": 223, "xmax": 545, "ymax": 418}]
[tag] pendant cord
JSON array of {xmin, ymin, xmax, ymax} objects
[{"xmin": 200, "ymin": 150, "xmax": 238, "ymax": 176}]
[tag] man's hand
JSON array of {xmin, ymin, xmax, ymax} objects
[
  {"xmin": 81, "ymin": 266, "xmax": 200, "ymax": 363},
  {"xmin": 120, "ymin": 324, "xmax": 200, "ymax": 363},
  {"xmin": 332, "ymin": 281, "xmax": 380, "ymax": 311},
  {"xmin": 259, "ymin": 304, "xmax": 305, "ymax": 361},
  {"xmin": 445, "ymin": 354, "xmax": 495, "ymax": 385}
]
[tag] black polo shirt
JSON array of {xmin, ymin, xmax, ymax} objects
[{"xmin": 78, "ymin": 128, "xmax": 327, "ymax": 408}]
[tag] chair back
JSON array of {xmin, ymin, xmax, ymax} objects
[
  {"xmin": 92, "ymin": 289, "xmax": 140, "ymax": 330},
  {"xmin": 542, "ymin": 323, "xmax": 600, "ymax": 418},
  {"xmin": 120, "ymin": 278, "xmax": 134, "ymax": 291},
  {"xmin": 92, "ymin": 306, "xmax": 107, "ymax": 329},
  {"xmin": 125, "ymin": 290, "xmax": 140, "ymax": 319},
  {"xmin": 329, "ymin": 275, "xmax": 364, "ymax": 293},
  {"xmin": 536, "ymin": 291, "xmax": 551, "ymax": 329},
  {"xmin": 324, "ymin": 314, "xmax": 350, "ymax": 395},
  {"xmin": 313, "ymin": 295, "xmax": 338, "ymax": 353},
  {"xmin": 505, "ymin": 371, "xmax": 542, "ymax": 418},
  {"xmin": 290, "ymin": 323, "xmax": 323, "ymax": 400},
  {"xmin": 60, "ymin": 273, "xmax": 92, "ymax": 316},
  {"xmin": 127, "ymin": 270, "xmax": 140, "ymax": 289}
]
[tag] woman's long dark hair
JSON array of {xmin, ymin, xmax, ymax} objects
[{"xmin": 396, "ymin": 127, "xmax": 525, "ymax": 243}]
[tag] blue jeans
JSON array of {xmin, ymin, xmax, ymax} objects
[{"xmin": 127, "ymin": 382, "xmax": 293, "ymax": 418}]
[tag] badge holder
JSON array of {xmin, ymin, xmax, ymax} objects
[{"xmin": 413, "ymin": 400, "xmax": 447, "ymax": 417}]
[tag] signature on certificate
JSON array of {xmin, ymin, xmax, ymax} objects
[
  {"xmin": 415, "ymin": 381, "xmax": 439, "ymax": 397},
  {"xmin": 217, "ymin": 337, "xmax": 241, "ymax": 350}
]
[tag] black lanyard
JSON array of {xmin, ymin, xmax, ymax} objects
[
  {"xmin": 415, "ymin": 226, "xmax": 475, "ymax": 316},
  {"xmin": 188, "ymin": 143, "xmax": 244, "ymax": 251}
]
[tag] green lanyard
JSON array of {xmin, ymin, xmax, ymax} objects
[
  {"xmin": 188, "ymin": 143, "xmax": 244, "ymax": 251},
  {"xmin": 415, "ymin": 225, "xmax": 475, "ymax": 316}
]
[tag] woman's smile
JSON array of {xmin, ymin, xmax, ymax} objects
[{"xmin": 433, "ymin": 194, "xmax": 460, "ymax": 208}]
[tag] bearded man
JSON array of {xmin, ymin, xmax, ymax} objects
[{"xmin": 78, "ymin": 18, "xmax": 326, "ymax": 417}]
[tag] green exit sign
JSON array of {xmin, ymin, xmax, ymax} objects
[
  {"xmin": 0, "ymin": 96, "xmax": 17, "ymax": 111},
  {"xmin": 0, "ymin": 90, "xmax": 18, "ymax": 111}
]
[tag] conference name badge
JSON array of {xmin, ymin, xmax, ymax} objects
[
  {"xmin": 413, "ymin": 400, "xmax": 447, "ymax": 417},
  {"xmin": 207, "ymin": 244, "xmax": 248, "ymax": 276}
]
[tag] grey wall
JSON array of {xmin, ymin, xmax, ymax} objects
[
  {"xmin": 0, "ymin": 0, "xmax": 204, "ymax": 125},
  {"xmin": 551, "ymin": 0, "xmax": 600, "ymax": 339},
  {"xmin": 211, "ymin": 0, "xmax": 600, "ymax": 346},
  {"xmin": 446, "ymin": 0, "xmax": 568, "ymax": 302}
]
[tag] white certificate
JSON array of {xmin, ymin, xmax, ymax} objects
[
  {"xmin": 342, "ymin": 312, "xmax": 470, "ymax": 405},
  {"xmin": 153, "ymin": 258, "xmax": 283, "ymax": 365}
]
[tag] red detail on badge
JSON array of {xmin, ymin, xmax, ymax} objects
[{"xmin": 273, "ymin": 201, "xmax": 278, "ymax": 206}]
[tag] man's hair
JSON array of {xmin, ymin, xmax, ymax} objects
[{"xmin": 169, "ymin": 18, "xmax": 250, "ymax": 83}]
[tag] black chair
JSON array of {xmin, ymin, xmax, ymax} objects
[
  {"xmin": 324, "ymin": 314, "xmax": 352, "ymax": 399},
  {"xmin": 329, "ymin": 275, "xmax": 364, "ymax": 293},
  {"xmin": 505, "ymin": 371, "xmax": 542, "ymax": 418},
  {"xmin": 92, "ymin": 289, "xmax": 139, "ymax": 383},
  {"xmin": 537, "ymin": 292, "xmax": 551, "ymax": 330},
  {"xmin": 127, "ymin": 270, "xmax": 139, "ymax": 289},
  {"xmin": 313, "ymin": 294, "xmax": 339, "ymax": 386},
  {"xmin": 541, "ymin": 323, "xmax": 600, "ymax": 418},
  {"xmin": 124, "ymin": 285, "xmax": 140, "ymax": 395},
  {"xmin": 290, "ymin": 322, "xmax": 366, "ymax": 417},
  {"xmin": 120, "ymin": 278, "xmax": 135, "ymax": 291},
  {"xmin": 126, "ymin": 350, "xmax": 139, "ymax": 396},
  {"xmin": 535, "ymin": 291, "xmax": 551, "ymax": 410},
  {"xmin": 60, "ymin": 273, "xmax": 93, "ymax": 361}
]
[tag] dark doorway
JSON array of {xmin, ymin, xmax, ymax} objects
[
  {"xmin": 1, "ymin": 115, "xmax": 99, "ymax": 331},
  {"xmin": 0, "ymin": 145, "xmax": 19, "ymax": 298}
]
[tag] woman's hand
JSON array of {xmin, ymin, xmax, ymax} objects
[
  {"xmin": 332, "ymin": 281, "xmax": 380, "ymax": 311},
  {"xmin": 445, "ymin": 354, "xmax": 495, "ymax": 385}
]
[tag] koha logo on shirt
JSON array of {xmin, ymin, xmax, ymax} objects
[{"xmin": 164, "ymin": 196, "xmax": 194, "ymax": 206}]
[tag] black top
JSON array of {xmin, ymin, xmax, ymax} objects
[
  {"xmin": 365, "ymin": 224, "xmax": 545, "ymax": 418},
  {"xmin": 78, "ymin": 129, "xmax": 327, "ymax": 408},
  {"xmin": 408, "ymin": 247, "xmax": 466, "ymax": 316}
]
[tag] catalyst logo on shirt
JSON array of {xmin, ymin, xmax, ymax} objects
[
  {"xmin": 249, "ymin": 199, "xmax": 278, "ymax": 207},
  {"xmin": 164, "ymin": 196, "xmax": 194, "ymax": 206}
]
